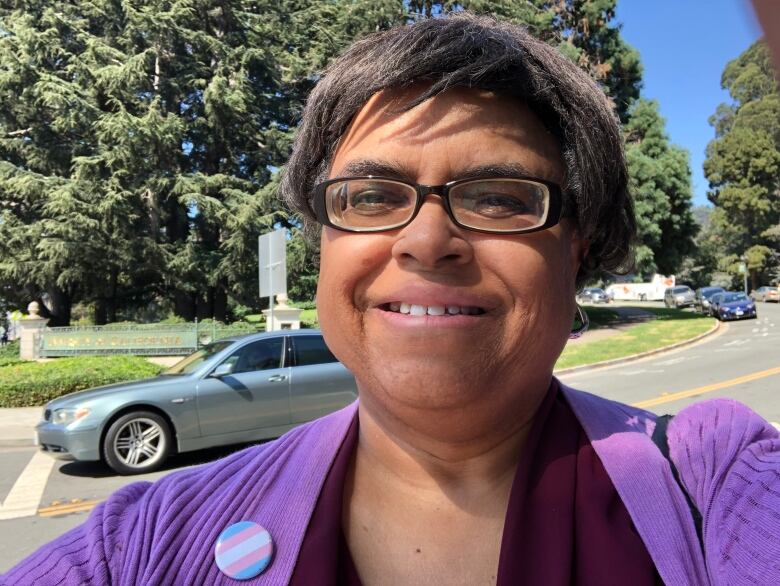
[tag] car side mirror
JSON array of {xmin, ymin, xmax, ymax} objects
[{"xmin": 210, "ymin": 363, "xmax": 234, "ymax": 378}]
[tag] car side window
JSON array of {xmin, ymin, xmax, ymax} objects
[
  {"xmin": 225, "ymin": 338, "xmax": 285, "ymax": 374},
  {"xmin": 293, "ymin": 335, "xmax": 338, "ymax": 366}
]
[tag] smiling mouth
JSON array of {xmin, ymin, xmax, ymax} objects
[{"xmin": 378, "ymin": 302, "xmax": 487, "ymax": 316}]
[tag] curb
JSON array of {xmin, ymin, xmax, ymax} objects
[
  {"xmin": 0, "ymin": 318, "xmax": 724, "ymax": 448},
  {"xmin": 0, "ymin": 437, "xmax": 37, "ymax": 448},
  {"xmin": 554, "ymin": 319, "xmax": 723, "ymax": 377}
]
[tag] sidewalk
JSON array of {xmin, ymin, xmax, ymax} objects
[
  {"xmin": 0, "ymin": 306, "xmax": 692, "ymax": 448},
  {"xmin": 0, "ymin": 407, "xmax": 40, "ymax": 447}
]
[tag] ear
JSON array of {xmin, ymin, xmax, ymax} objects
[{"xmin": 565, "ymin": 222, "xmax": 590, "ymax": 279}]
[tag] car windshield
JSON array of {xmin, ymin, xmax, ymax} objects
[
  {"xmin": 702, "ymin": 288, "xmax": 724, "ymax": 298},
  {"xmin": 162, "ymin": 341, "xmax": 234, "ymax": 375},
  {"xmin": 723, "ymin": 293, "xmax": 749, "ymax": 303}
]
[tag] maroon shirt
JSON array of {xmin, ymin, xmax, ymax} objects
[{"xmin": 291, "ymin": 383, "xmax": 660, "ymax": 585}]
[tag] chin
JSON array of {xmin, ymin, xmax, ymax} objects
[{"xmin": 356, "ymin": 351, "xmax": 501, "ymax": 411}]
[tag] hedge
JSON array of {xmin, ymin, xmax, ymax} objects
[
  {"xmin": 0, "ymin": 341, "xmax": 22, "ymax": 368},
  {"xmin": 0, "ymin": 355, "xmax": 165, "ymax": 408}
]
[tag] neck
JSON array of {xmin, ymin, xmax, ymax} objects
[{"xmin": 354, "ymin": 386, "xmax": 547, "ymax": 499}]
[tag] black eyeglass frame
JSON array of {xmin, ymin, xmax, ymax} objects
[{"xmin": 313, "ymin": 175, "xmax": 565, "ymax": 235}]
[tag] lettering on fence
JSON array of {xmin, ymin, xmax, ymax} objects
[{"xmin": 41, "ymin": 328, "xmax": 199, "ymax": 356}]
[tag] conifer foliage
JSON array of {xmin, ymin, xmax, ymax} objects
[
  {"xmin": 0, "ymin": 0, "xmax": 687, "ymax": 323},
  {"xmin": 703, "ymin": 40, "xmax": 780, "ymax": 289},
  {"xmin": 625, "ymin": 99, "xmax": 697, "ymax": 277}
]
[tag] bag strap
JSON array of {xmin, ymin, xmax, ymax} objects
[{"xmin": 651, "ymin": 414, "xmax": 704, "ymax": 547}]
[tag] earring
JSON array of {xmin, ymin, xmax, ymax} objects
[{"xmin": 569, "ymin": 304, "xmax": 589, "ymax": 339}]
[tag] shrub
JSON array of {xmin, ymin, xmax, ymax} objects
[
  {"xmin": 0, "ymin": 355, "xmax": 164, "ymax": 408},
  {"xmin": 300, "ymin": 309, "xmax": 319, "ymax": 329},
  {"xmin": 0, "ymin": 340, "xmax": 21, "ymax": 368}
]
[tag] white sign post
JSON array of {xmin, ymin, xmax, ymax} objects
[{"xmin": 258, "ymin": 230, "xmax": 287, "ymax": 331}]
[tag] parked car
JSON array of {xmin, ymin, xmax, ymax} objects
[
  {"xmin": 750, "ymin": 286, "xmax": 779, "ymax": 303},
  {"xmin": 663, "ymin": 285, "xmax": 695, "ymax": 308},
  {"xmin": 694, "ymin": 286, "xmax": 725, "ymax": 314},
  {"xmin": 577, "ymin": 287, "xmax": 610, "ymax": 304},
  {"xmin": 708, "ymin": 292, "xmax": 726, "ymax": 316},
  {"xmin": 713, "ymin": 292, "xmax": 757, "ymax": 321},
  {"xmin": 36, "ymin": 330, "xmax": 358, "ymax": 475}
]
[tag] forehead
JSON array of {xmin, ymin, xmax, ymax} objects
[{"xmin": 330, "ymin": 86, "xmax": 564, "ymax": 183}]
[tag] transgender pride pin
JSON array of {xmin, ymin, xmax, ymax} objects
[{"xmin": 215, "ymin": 521, "xmax": 274, "ymax": 580}]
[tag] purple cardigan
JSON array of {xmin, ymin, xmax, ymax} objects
[{"xmin": 4, "ymin": 382, "xmax": 779, "ymax": 585}]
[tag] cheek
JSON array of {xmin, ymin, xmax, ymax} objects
[
  {"xmin": 497, "ymin": 236, "xmax": 576, "ymax": 299},
  {"xmin": 316, "ymin": 231, "xmax": 388, "ymax": 355}
]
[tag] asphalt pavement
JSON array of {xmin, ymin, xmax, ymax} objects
[
  {"xmin": 560, "ymin": 301, "xmax": 780, "ymax": 420},
  {"xmin": 2, "ymin": 300, "xmax": 779, "ymax": 573}
]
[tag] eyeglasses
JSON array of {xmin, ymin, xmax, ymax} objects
[{"xmin": 313, "ymin": 175, "xmax": 564, "ymax": 234}]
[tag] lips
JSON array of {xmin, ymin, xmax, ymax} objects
[{"xmin": 380, "ymin": 302, "xmax": 486, "ymax": 316}]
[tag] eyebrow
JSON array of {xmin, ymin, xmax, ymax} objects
[{"xmin": 337, "ymin": 159, "xmax": 540, "ymax": 182}]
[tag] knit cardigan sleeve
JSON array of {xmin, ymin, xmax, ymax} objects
[
  {"xmin": 0, "ymin": 439, "xmax": 281, "ymax": 586},
  {"xmin": 1, "ymin": 402, "xmax": 356, "ymax": 585},
  {"xmin": 0, "ymin": 480, "xmax": 151, "ymax": 585},
  {"xmin": 668, "ymin": 399, "xmax": 780, "ymax": 585}
]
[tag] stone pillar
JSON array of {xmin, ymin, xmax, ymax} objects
[
  {"xmin": 19, "ymin": 301, "xmax": 49, "ymax": 360},
  {"xmin": 262, "ymin": 294, "xmax": 303, "ymax": 331}
]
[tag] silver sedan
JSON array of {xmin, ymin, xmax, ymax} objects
[{"xmin": 35, "ymin": 330, "xmax": 357, "ymax": 474}]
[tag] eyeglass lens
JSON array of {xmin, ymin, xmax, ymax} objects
[{"xmin": 324, "ymin": 178, "xmax": 550, "ymax": 232}]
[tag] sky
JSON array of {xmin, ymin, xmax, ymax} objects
[{"xmin": 614, "ymin": 0, "xmax": 762, "ymax": 207}]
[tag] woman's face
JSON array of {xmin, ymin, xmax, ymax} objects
[{"xmin": 317, "ymin": 87, "xmax": 586, "ymax": 420}]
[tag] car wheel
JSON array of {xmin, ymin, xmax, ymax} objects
[{"xmin": 103, "ymin": 411, "xmax": 172, "ymax": 475}]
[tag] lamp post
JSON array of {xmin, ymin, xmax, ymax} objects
[{"xmin": 739, "ymin": 255, "xmax": 748, "ymax": 295}]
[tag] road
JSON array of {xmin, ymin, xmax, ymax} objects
[
  {"xmin": 1, "ymin": 301, "xmax": 779, "ymax": 573},
  {"xmin": 560, "ymin": 301, "xmax": 780, "ymax": 421}
]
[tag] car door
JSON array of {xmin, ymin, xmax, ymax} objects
[
  {"xmin": 195, "ymin": 337, "xmax": 291, "ymax": 437},
  {"xmin": 288, "ymin": 334, "xmax": 358, "ymax": 424}
]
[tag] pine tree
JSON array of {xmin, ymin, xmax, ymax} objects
[
  {"xmin": 624, "ymin": 99, "xmax": 697, "ymax": 277},
  {"xmin": 704, "ymin": 40, "xmax": 780, "ymax": 289},
  {"xmin": 0, "ymin": 0, "xmax": 143, "ymax": 325}
]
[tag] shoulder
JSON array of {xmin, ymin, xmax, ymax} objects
[
  {"xmin": 668, "ymin": 398, "xmax": 780, "ymax": 584},
  {"xmin": 559, "ymin": 382, "xmax": 658, "ymax": 437}
]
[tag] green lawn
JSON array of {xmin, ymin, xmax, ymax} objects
[
  {"xmin": 580, "ymin": 306, "xmax": 623, "ymax": 330},
  {"xmin": 556, "ymin": 307, "xmax": 716, "ymax": 370}
]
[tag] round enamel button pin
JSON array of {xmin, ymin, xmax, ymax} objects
[{"xmin": 215, "ymin": 521, "xmax": 274, "ymax": 580}]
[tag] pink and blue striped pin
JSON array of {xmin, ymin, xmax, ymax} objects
[{"xmin": 215, "ymin": 521, "xmax": 274, "ymax": 580}]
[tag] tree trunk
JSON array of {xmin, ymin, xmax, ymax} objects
[
  {"xmin": 42, "ymin": 287, "xmax": 72, "ymax": 327},
  {"xmin": 214, "ymin": 285, "xmax": 227, "ymax": 323},
  {"xmin": 174, "ymin": 290, "xmax": 196, "ymax": 321},
  {"xmin": 94, "ymin": 300, "xmax": 108, "ymax": 325}
]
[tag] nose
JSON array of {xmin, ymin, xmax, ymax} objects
[{"xmin": 391, "ymin": 196, "xmax": 473, "ymax": 270}]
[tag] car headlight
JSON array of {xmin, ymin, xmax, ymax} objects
[
  {"xmin": 676, "ymin": 295, "xmax": 685, "ymax": 301},
  {"xmin": 52, "ymin": 407, "xmax": 91, "ymax": 426}
]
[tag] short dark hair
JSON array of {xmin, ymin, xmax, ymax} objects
[{"xmin": 280, "ymin": 13, "xmax": 635, "ymax": 285}]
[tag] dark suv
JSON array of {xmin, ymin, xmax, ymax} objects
[{"xmin": 663, "ymin": 286, "xmax": 695, "ymax": 308}]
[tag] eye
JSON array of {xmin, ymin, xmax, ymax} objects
[
  {"xmin": 466, "ymin": 193, "xmax": 532, "ymax": 217},
  {"xmin": 348, "ymin": 188, "xmax": 409, "ymax": 215}
]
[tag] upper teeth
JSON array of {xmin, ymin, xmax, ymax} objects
[{"xmin": 388, "ymin": 303, "xmax": 480, "ymax": 316}]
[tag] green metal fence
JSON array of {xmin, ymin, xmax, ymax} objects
[{"xmin": 38, "ymin": 322, "xmax": 264, "ymax": 357}]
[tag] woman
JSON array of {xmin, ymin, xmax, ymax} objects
[{"xmin": 4, "ymin": 14, "xmax": 779, "ymax": 586}]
